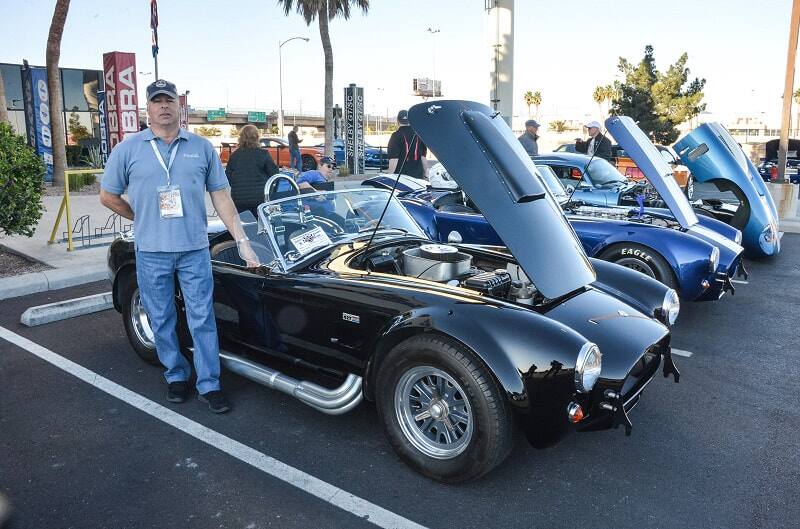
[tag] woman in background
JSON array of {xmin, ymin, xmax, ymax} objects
[{"xmin": 225, "ymin": 124, "xmax": 279, "ymax": 216}]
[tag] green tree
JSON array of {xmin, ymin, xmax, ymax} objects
[
  {"xmin": 549, "ymin": 120, "xmax": 567, "ymax": 133},
  {"xmin": 531, "ymin": 90, "xmax": 542, "ymax": 118},
  {"xmin": 196, "ymin": 126, "xmax": 222, "ymax": 137},
  {"xmin": 278, "ymin": 0, "xmax": 369, "ymax": 157},
  {"xmin": 612, "ymin": 45, "xmax": 705, "ymax": 144},
  {"xmin": 793, "ymin": 88, "xmax": 800, "ymax": 133},
  {"xmin": 0, "ymin": 123, "xmax": 45, "ymax": 236},
  {"xmin": 592, "ymin": 85, "xmax": 616, "ymax": 117},
  {"xmin": 523, "ymin": 90, "xmax": 535, "ymax": 117},
  {"xmin": 67, "ymin": 110, "xmax": 91, "ymax": 143},
  {"xmin": 229, "ymin": 125, "xmax": 240, "ymax": 138}
]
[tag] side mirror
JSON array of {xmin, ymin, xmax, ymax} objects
[{"xmin": 447, "ymin": 231, "xmax": 463, "ymax": 244}]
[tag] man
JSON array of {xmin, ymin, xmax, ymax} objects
[
  {"xmin": 288, "ymin": 125, "xmax": 302, "ymax": 173},
  {"xmin": 100, "ymin": 79, "xmax": 250, "ymax": 414},
  {"xmin": 297, "ymin": 156, "xmax": 337, "ymax": 217},
  {"xmin": 575, "ymin": 120, "xmax": 612, "ymax": 161},
  {"xmin": 518, "ymin": 119, "xmax": 540, "ymax": 156},
  {"xmin": 297, "ymin": 155, "xmax": 335, "ymax": 191},
  {"xmin": 387, "ymin": 110, "xmax": 428, "ymax": 179}
]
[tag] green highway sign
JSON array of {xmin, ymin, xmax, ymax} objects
[
  {"xmin": 207, "ymin": 108, "xmax": 226, "ymax": 121},
  {"xmin": 247, "ymin": 111, "xmax": 267, "ymax": 123}
]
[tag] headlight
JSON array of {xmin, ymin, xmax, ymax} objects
[
  {"xmin": 708, "ymin": 246, "xmax": 719, "ymax": 273},
  {"xmin": 575, "ymin": 343, "xmax": 602, "ymax": 393},
  {"xmin": 660, "ymin": 288, "xmax": 680, "ymax": 326}
]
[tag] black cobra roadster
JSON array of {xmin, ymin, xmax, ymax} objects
[{"xmin": 108, "ymin": 100, "xmax": 680, "ymax": 482}]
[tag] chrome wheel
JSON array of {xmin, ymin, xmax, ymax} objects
[
  {"xmin": 130, "ymin": 289, "xmax": 156, "ymax": 350},
  {"xmin": 616, "ymin": 258, "xmax": 657, "ymax": 279},
  {"xmin": 394, "ymin": 366, "xmax": 473, "ymax": 459}
]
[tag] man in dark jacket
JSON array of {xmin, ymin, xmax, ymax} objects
[
  {"xmin": 226, "ymin": 124, "xmax": 280, "ymax": 216},
  {"xmin": 387, "ymin": 110, "xmax": 428, "ymax": 179},
  {"xmin": 575, "ymin": 120, "xmax": 612, "ymax": 161},
  {"xmin": 518, "ymin": 119, "xmax": 540, "ymax": 156}
]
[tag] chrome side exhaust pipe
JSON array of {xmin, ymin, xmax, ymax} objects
[{"xmin": 219, "ymin": 350, "xmax": 363, "ymax": 415}]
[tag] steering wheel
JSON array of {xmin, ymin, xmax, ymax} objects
[{"xmin": 264, "ymin": 173, "xmax": 301, "ymax": 203}]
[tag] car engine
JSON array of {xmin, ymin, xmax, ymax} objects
[{"xmin": 364, "ymin": 243, "xmax": 539, "ymax": 305}]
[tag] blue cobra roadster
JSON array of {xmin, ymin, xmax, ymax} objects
[{"xmin": 673, "ymin": 122, "xmax": 781, "ymax": 257}]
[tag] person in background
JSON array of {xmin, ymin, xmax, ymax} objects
[
  {"xmin": 100, "ymin": 79, "xmax": 252, "ymax": 414},
  {"xmin": 288, "ymin": 125, "xmax": 302, "ymax": 172},
  {"xmin": 575, "ymin": 120, "xmax": 612, "ymax": 161},
  {"xmin": 518, "ymin": 119, "xmax": 540, "ymax": 156},
  {"xmin": 226, "ymin": 124, "xmax": 279, "ymax": 216},
  {"xmin": 387, "ymin": 110, "xmax": 428, "ymax": 179},
  {"xmin": 297, "ymin": 156, "xmax": 337, "ymax": 217}
]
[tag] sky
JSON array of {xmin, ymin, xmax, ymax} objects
[{"xmin": 1, "ymin": 0, "xmax": 796, "ymax": 127}]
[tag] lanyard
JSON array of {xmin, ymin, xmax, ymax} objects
[{"xmin": 149, "ymin": 138, "xmax": 180, "ymax": 186}]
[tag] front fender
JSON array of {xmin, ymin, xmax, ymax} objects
[{"xmin": 366, "ymin": 303, "xmax": 588, "ymax": 412}]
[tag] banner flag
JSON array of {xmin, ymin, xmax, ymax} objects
[{"xmin": 150, "ymin": 0, "xmax": 159, "ymax": 58}]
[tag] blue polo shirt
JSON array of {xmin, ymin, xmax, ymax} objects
[{"xmin": 101, "ymin": 127, "xmax": 229, "ymax": 252}]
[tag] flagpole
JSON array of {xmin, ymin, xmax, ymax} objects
[{"xmin": 154, "ymin": 56, "xmax": 158, "ymax": 81}]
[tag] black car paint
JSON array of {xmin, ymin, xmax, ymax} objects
[{"xmin": 109, "ymin": 229, "xmax": 671, "ymax": 445}]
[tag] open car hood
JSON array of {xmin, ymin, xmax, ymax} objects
[
  {"xmin": 408, "ymin": 100, "xmax": 595, "ymax": 299},
  {"xmin": 605, "ymin": 116, "xmax": 699, "ymax": 229}
]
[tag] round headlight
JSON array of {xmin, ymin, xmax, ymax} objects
[
  {"xmin": 574, "ymin": 343, "xmax": 602, "ymax": 393},
  {"xmin": 708, "ymin": 246, "xmax": 719, "ymax": 273},
  {"xmin": 661, "ymin": 288, "xmax": 680, "ymax": 326}
]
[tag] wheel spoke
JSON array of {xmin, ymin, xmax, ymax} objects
[
  {"xmin": 440, "ymin": 420, "xmax": 455, "ymax": 444},
  {"xmin": 413, "ymin": 381, "xmax": 434, "ymax": 404},
  {"xmin": 414, "ymin": 409, "xmax": 432, "ymax": 422},
  {"xmin": 449, "ymin": 408, "xmax": 470, "ymax": 426}
]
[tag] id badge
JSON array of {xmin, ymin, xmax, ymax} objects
[{"xmin": 157, "ymin": 184, "xmax": 184, "ymax": 218}]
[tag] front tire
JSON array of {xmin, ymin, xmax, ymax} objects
[
  {"xmin": 375, "ymin": 335, "xmax": 514, "ymax": 483},
  {"xmin": 599, "ymin": 243, "xmax": 677, "ymax": 289}
]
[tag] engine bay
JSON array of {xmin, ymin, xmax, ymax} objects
[{"xmin": 360, "ymin": 242, "xmax": 543, "ymax": 306}]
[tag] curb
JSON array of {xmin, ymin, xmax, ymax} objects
[
  {"xmin": 780, "ymin": 216, "xmax": 800, "ymax": 234},
  {"xmin": 20, "ymin": 291, "xmax": 113, "ymax": 327},
  {"xmin": 0, "ymin": 264, "xmax": 109, "ymax": 301}
]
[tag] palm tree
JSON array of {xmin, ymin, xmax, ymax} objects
[
  {"xmin": 793, "ymin": 88, "xmax": 800, "ymax": 135},
  {"xmin": 603, "ymin": 84, "xmax": 617, "ymax": 114},
  {"xmin": 278, "ymin": 0, "xmax": 369, "ymax": 158},
  {"xmin": 592, "ymin": 86, "xmax": 605, "ymax": 116},
  {"xmin": 47, "ymin": 0, "xmax": 70, "ymax": 187},
  {"xmin": 531, "ymin": 91, "xmax": 542, "ymax": 119},
  {"xmin": 0, "ymin": 67, "xmax": 8, "ymax": 124},
  {"xmin": 523, "ymin": 90, "xmax": 535, "ymax": 118}
]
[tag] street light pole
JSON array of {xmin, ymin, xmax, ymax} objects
[
  {"xmin": 278, "ymin": 36, "xmax": 309, "ymax": 138},
  {"xmin": 426, "ymin": 28, "xmax": 440, "ymax": 98}
]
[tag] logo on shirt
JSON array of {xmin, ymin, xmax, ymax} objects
[{"xmin": 183, "ymin": 153, "xmax": 200, "ymax": 158}]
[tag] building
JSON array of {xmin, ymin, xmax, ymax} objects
[{"xmin": 1, "ymin": 62, "xmax": 104, "ymax": 147}]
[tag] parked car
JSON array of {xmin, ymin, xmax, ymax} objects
[
  {"xmin": 108, "ymin": 100, "xmax": 680, "ymax": 483},
  {"xmin": 674, "ymin": 122, "xmax": 781, "ymax": 257},
  {"xmin": 365, "ymin": 160, "xmax": 743, "ymax": 302},
  {"xmin": 315, "ymin": 139, "xmax": 389, "ymax": 169},
  {"xmin": 756, "ymin": 138, "xmax": 800, "ymax": 184},
  {"xmin": 220, "ymin": 137, "xmax": 323, "ymax": 172},
  {"xmin": 612, "ymin": 144, "xmax": 693, "ymax": 197}
]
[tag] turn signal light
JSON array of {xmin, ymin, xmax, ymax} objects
[{"xmin": 567, "ymin": 402, "xmax": 584, "ymax": 423}]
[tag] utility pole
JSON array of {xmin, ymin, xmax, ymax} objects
[
  {"xmin": 486, "ymin": 0, "xmax": 514, "ymax": 127},
  {"xmin": 778, "ymin": 0, "xmax": 800, "ymax": 182}
]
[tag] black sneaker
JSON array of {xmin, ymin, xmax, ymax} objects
[
  {"xmin": 167, "ymin": 381, "xmax": 189, "ymax": 403},
  {"xmin": 198, "ymin": 390, "xmax": 230, "ymax": 414}
]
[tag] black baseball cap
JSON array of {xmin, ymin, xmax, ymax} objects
[
  {"xmin": 397, "ymin": 110, "xmax": 409, "ymax": 125},
  {"xmin": 147, "ymin": 79, "xmax": 178, "ymax": 101},
  {"xmin": 320, "ymin": 156, "xmax": 336, "ymax": 166}
]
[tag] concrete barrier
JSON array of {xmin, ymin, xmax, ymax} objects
[
  {"xmin": 20, "ymin": 292, "xmax": 113, "ymax": 327},
  {"xmin": 766, "ymin": 182, "xmax": 799, "ymax": 219}
]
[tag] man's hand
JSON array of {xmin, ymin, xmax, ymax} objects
[
  {"xmin": 237, "ymin": 239, "xmax": 260, "ymax": 268},
  {"xmin": 99, "ymin": 189, "xmax": 135, "ymax": 220}
]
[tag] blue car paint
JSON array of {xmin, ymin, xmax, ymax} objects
[
  {"xmin": 674, "ymin": 123, "xmax": 780, "ymax": 257},
  {"xmin": 319, "ymin": 139, "xmax": 389, "ymax": 168},
  {"xmin": 364, "ymin": 176, "xmax": 737, "ymax": 301}
]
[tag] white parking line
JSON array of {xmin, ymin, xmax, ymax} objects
[
  {"xmin": 671, "ymin": 348, "xmax": 694, "ymax": 358},
  {"xmin": 0, "ymin": 326, "xmax": 427, "ymax": 529}
]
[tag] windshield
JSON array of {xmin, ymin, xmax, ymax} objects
[
  {"xmin": 536, "ymin": 165, "xmax": 568, "ymax": 202},
  {"xmin": 585, "ymin": 158, "xmax": 626, "ymax": 186},
  {"xmin": 257, "ymin": 188, "xmax": 425, "ymax": 268}
]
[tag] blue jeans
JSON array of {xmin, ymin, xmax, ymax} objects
[
  {"xmin": 135, "ymin": 248, "xmax": 221, "ymax": 394},
  {"xmin": 290, "ymin": 147, "xmax": 302, "ymax": 172}
]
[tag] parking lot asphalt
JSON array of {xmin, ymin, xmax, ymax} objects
[{"xmin": 1, "ymin": 236, "xmax": 799, "ymax": 529}]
